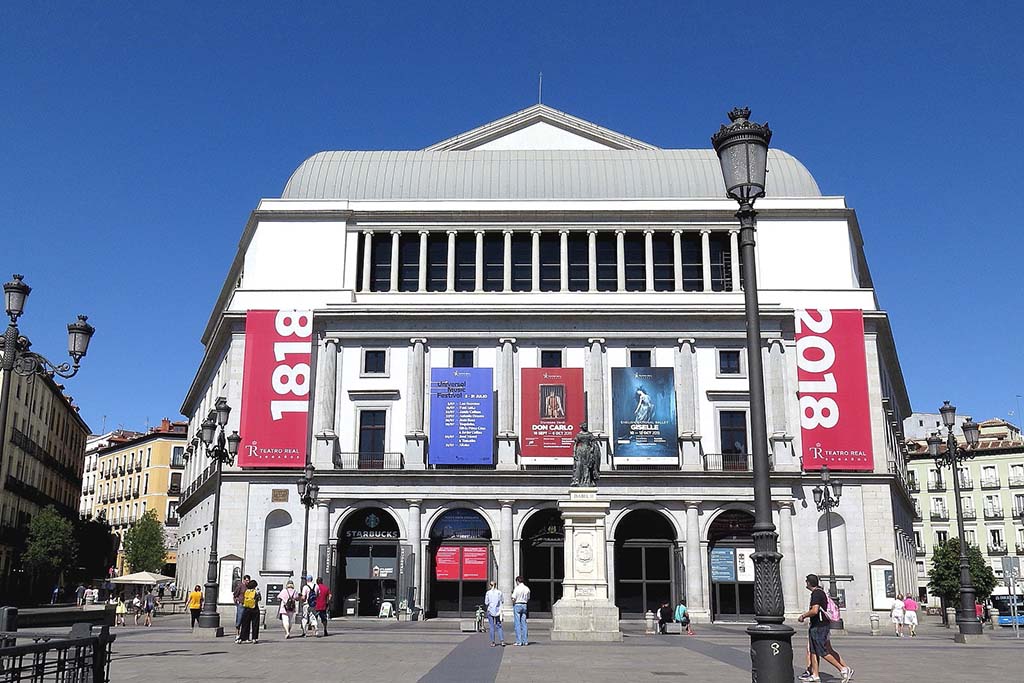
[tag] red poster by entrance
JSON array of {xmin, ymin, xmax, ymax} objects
[
  {"xmin": 795, "ymin": 309, "xmax": 873, "ymax": 471},
  {"xmin": 238, "ymin": 310, "xmax": 312, "ymax": 468},
  {"xmin": 461, "ymin": 546, "xmax": 489, "ymax": 580},
  {"xmin": 435, "ymin": 546, "xmax": 461, "ymax": 580},
  {"xmin": 520, "ymin": 368, "xmax": 585, "ymax": 460}
]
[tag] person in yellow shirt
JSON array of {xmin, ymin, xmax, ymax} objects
[{"xmin": 188, "ymin": 585, "xmax": 204, "ymax": 631}]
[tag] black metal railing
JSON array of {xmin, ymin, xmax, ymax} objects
[
  {"xmin": 334, "ymin": 451, "xmax": 405, "ymax": 470},
  {"xmin": 165, "ymin": 518, "xmax": 179, "ymax": 527},
  {"xmin": 1013, "ymin": 506, "xmax": 1024, "ymax": 519},
  {"xmin": 927, "ymin": 479, "xmax": 946, "ymax": 492},
  {"xmin": 167, "ymin": 485, "xmax": 181, "ymax": 495},
  {"xmin": 701, "ymin": 452, "xmax": 774, "ymax": 472},
  {"xmin": 1017, "ymin": 544, "xmax": 1024, "ymax": 555},
  {"xmin": 958, "ymin": 476, "xmax": 973, "ymax": 490},
  {"xmin": 984, "ymin": 508, "xmax": 1004, "ymax": 520},
  {"xmin": 981, "ymin": 477, "xmax": 1001, "ymax": 489},
  {"xmin": 1008, "ymin": 476, "xmax": 1024, "ymax": 488},
  {"xmin": 0, "ymin": 627, "xmax": 115, "ymax": 682},
  {"xmin": 988, "ymin": 543, "xmax": 1008, "ymax": 555},
  {"xmin": 915, "ymin": 546, "xmax": 926, "ymax": 556},
  {"xmin": 908, "ymin": 479, "xmax": 920, "ymax": 493},
  {"xmin": 930, "ymin": 510, "xmax": 949, "ymax": 521},
  {"xmin": 963, "ymin": 508, "xmax": 977, "ymax": 520}
]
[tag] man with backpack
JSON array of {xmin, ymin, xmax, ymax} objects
[
  {"xmin": 300, "ymin": 575, "xmax": 318, "ymax": 637},
  {"xmin": 797, "ymin": 574, "xmax": 853, "ymax": 682}
]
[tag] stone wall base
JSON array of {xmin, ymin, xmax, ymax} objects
[{"xmin": 550, "ymin": 598, "xmax": 622, "ymax": 641}]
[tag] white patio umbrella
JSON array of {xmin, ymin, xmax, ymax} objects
[{"xmin": 109, "ymin": 571, "xmax": 175, "ymax": 585}]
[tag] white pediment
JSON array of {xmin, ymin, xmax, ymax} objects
[{"xmin": 425, "ymin": 104, "xmax": 657, "ymax": 151}]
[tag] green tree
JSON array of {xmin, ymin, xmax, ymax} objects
[
  {"xmin": 23, "ymin": 506, "xmax": 78, "ymax": 581},
  {"xmin": 928, "ymin": 537, "xmax": 997, "ymax": 604},
  {"xmin": 122, "ymin": 510, "xmax": 167, "ymax": 573}
]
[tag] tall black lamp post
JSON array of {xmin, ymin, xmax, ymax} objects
[
  {"xmin": 296, "ymin": 464, "xmax": 319, "ymax": 583},
  {"xmin": 927, "ymin": 402, "xmax": 982, "ymax": 642},
  {"xmin": 0, "ymin": 274, "xmax": 95, "ymax": 460},
  {"xmin": 197, "ymin": 397, "xmax": 241, "ymax": 632},
  {"xmin": 712, "ymin": 108, "xmax": 794, "ymax": 681},
  {"xmin": 812, "ymin": 464, "xmax": 844, "ymax": 629}
]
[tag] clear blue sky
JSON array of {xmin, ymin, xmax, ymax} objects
[{"xmin": 2, "ymin": 2, "xmax": 1021, "ymax": 434}]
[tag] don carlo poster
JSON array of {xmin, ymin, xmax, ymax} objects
[
  {"xmin": 429, "ymin": 368, "xmax": 494, "ymax": 465},
  {"xmin": 520, "ymin": 368, "xmax": 584, "ymax": 462},
  {"xmin": 611, "ymin": 367, "xmax": 678, "ymax": 460}
]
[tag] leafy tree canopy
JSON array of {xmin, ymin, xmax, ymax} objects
[
  {"xmin": 23, "ymin": 506, "xmax": 78, "ymax": 574},
  {"xmin": 928, "ymin": 537, "xmax": 997, "ymax": 602},
  {"xmin": 122, "ymin": 509, "xmax": 167, "ymax": 573}
]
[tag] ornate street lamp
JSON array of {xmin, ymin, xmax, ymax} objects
[
  {"xmin": 296, "ymin": 464, "xmax": 319, "ymax": 584},
  {"xmin": 927, "ymin": 402, "xmax": 983, "ymax": 642},
  {"xmin": 713, "ymin": 108, "xmax": 794, "ymax": 680},
  {"xmin": 0, "ymin": 274, "xmax": 95, "ymax": 461},
  {"xmin": 196, "ymin": 397, "xmax": 240, "ymax": 632},
  {"xmin": 812, "ymin": 465, "xmax": 844, "ymax": 629}
]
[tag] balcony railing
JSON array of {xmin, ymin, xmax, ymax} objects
[
  {"xmin": 930, "ymin": 510, "xmax": 949, "ymax": 521},
  {"xmin": 915, "ymin": 546, "xmax": 926, "ymax": 556},
  {"xmin": 927, "ymin": 480, "xmax": 947, "ymax": 492},
  {"xmin": 1017, "ymin": 544, "xmax": 1024, "ymax": 555},
  {"xmin": 167, "ymin": 485, "xmax": 181, "ymax": 496},
  {"xmin": 988, "ymin": 543, "xmax": 1008, "ymax": 555},
  {"xmin": 1013, "ymin": 506, "xmax": 1024, "ymax": 519},
  {"xmin": 1010, "ymin": 476, "xmax": 1024, "ymax": 488},
  {"xmin": 334, "ymin": 451, "xmax": 405, "ymax": 470},
  {"xmin": 908, "ymin": 479, "xmax": 920, "ymax": 493},
  {"xmin": 984, "ymin": 508, "xmax": 1005, "ymax": 520},
  {"xmin": 963, "ymin": 508, "xmax": 977, "ymax": 520},
  {"xmin": 701, "ymin": 453, "xmax": 774, "ymax": 472},
  {"xmin": 981, "ymin": 478, "xmax": 1001, "ymax": 489},
  {"xmin": 958, "ymin": 476, "xmax": 973, "ymax": 490},
  {"xmin": 912, "ymin": 506, "xmax": 922, "ymax": 520},
  {"xmin": 165, "ymin": 518, "xmax": 179, "ymax": 527}
]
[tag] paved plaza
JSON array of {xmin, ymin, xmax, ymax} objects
[{"xmin": 106, "ymin": 613, "xmax": 1021, "ymax": 682}]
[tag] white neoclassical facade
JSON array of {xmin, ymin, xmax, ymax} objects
[{"xmin": 175, "ymin": 105, "xmax": 915, "ymax": 626}]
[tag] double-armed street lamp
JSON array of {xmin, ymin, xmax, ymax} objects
[
  {"xmin": 296, "ymin": 464, "xmax": 319, "ymax": 583},
  {"xmin": 196, "ymin": 397, "xmax": 241, "ymax": 631},
  {"xmin": 712, "ymin": 108, "xmax": 794, "ymax": 681},
  {"xmin": 0, "ymin": 274, "xmax": 95, "ymax": 461},
  {"xmin": 927, "ymin": 401, "xmax": 982, "ymax": 642},
  {"xmin": 812, "ymin": 465, "xmax": 844, "ymax": 629}
]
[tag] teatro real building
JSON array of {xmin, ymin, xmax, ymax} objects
[{"xmin": 175, "ymin": 105, "xmax": 916, "ymax": 627}]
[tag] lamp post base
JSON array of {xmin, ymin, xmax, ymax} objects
[
  {"xmin": 196, "ymin": 624, "xmax": 225, "ymax": 638},
  {"xmin": 747, "ymin": 623, "xmax": 795, "ymax": 682},
  {"xmin": 953, "ymin": 632, "xmax": 986, "ymax": 644},
  {"xmin": 197, "ymin": 612, "xmax": 222, "ymax": 631}
]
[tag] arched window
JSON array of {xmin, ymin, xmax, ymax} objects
[{"xmin": 263, "ymin": 510, "xmax": 293, "ymax": 571}]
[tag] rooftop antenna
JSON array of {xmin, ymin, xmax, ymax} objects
[
  {"xmin": 101, "ymin": 415, "xmax": 107, "ymax": 433},
  {"xmin": 538, "ymin": 72, "xmax": 543, "ymax": 104}
]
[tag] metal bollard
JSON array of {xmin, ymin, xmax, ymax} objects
[
  {"xmin": 869, "ymin": 614, "xmax": 880, "ymax": 635},
  {"xmin": 644, "ymin": 610, "xmax": 656, "ymax": 634},
  {"xmin": 945, "ymin": 607, "xmax": 956, "ymax": 628},
  {"xmin": 989, "ymin": 608, "xmax": 999, "ymax": 631}
]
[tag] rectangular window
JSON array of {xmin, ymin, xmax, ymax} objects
[
  {"xmin": 567, "ymin": 232, "xmax": 589, "ymax": 291},
  {"xmin": 623, "ymin": 232, "xmax": 645, "ymax": 292},
  {"xmin": 964, "ymin": 529, "xmax": 977, "ymax": 545},
  {"xmin": 629, "ymin": 350, "xmax": 651, "ymax": 368},
  {"xmin": 539, "ymin": 233, "xmax": 560, "ymax": 291},
  {"xmin": 935, "ymin": 530, "xmax": 948, "ymax": 545},
  {"xmin": 398, "ymin": 233, "xmax": 420, "ymax": 292},
  {"xmin": 454, "ymin": 232, "xmax": 476, "ymax": 292},
  {"xmin": 595, "ymin": 232, "xmax": 617, "ymax": 291},
  {"xmin": 916, "ymin": 561, "xmax": 925, "ymax": 575},
  {"xmin": 990, "ymin": 528, "xmax": 1004, "ymax": 545},
  {"xmin": 169, "ymin": 472, "xmax": 182, "ymax": 492},
  {"xmin": 167, "ymin": 501, "xmax": 178, "ymax": 521},
  {"xmin": 358, "ymin": 410, "xmax": 387, "ymax": 459},
  {"xmin": 370, "ymin": 233, "xmax": 392, "ymax": 292},
  {"xmin": 540, "ymin": 350, "xmax": 563, "ymax": 368},
  {"xmin": 171, "ymin": 447, "xmax": 184, "ymax": 468},
  {"xmin": 709, "ymin": 233, "xmax": 733, "ymax": 291},
  {"xmin": 452, "ymin": 350, "xmax": 475, "ymax": 368},
  {"xmin": 718, "ymin": 350, "xmax": 742, "ymax": 375},
  {"xmin": 651, "ymin": 232, "xmax": 674, "ymax": 291},
  {"xmin": 510, "ymin": 232, "xmax": 531, "ymax": 291},
  {"xmin": 483, "ymin": 233, "xmax": 504, "ymax": 292},
  {"xmin": 719, "ymin": 410, "xmax": 748, "ymax": 462},
  {"xmin": 913, "ymin": 531, "xmax": 922, "ymax": 548},
  {"xmin": 362, "ymin": 349, "xmax": 387, "ymax": 375},
  {"xmin": 426, "ymin": 233, "xmax": 447, "ymax": 292}
]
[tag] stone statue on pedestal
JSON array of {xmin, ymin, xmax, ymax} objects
[{"xmin": 570, "ymin": 422, "xmax": 600, "ymax": 488}]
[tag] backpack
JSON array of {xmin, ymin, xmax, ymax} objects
[
  {"xmin": 820, "ymin": 590, "xmax": 841, "ymax": 623},
  {"xmin": 243, "ymin": 589, "xmax": 257, "ymax": 609},
  {"xmin": 307, "ymin": 585, "xmax": 318, "ymax": 609},
  {"xmin": 284, "ymin": 589, "xmax": 296, "ymax": 612}
]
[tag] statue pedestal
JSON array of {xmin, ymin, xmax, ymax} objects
[{"xmin": 550, "ymin": 488, "xmax": 622, "ymax": 641}]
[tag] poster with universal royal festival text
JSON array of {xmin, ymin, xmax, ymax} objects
[
  {"xmin": 520, "ymin": 367, "xmax": 584, "ymax": 463},
  {"xmin": 237, "ymin": 310, "xmax": 312, "ymax": 468},
  {"xmin": 611, "ymin": 366, "xmax": 678, "ymax": 462},
  {"xmin": 429, "ymin": 368, "xmax": 494, "ymax": 465},
  {"xmin": 795, "ymin": 309, "xmax": 873, "ymax": 471}
]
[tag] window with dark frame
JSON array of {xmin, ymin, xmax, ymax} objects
[
  {"xmin": 719, "ymin": 410, "xmax": 748, "ymax": 471},
  {"xmin": 709, "ymin": 233, "xmax": 733, "ymax": 291},
  {"xmin": 567, "ymin": 232, "xmax": 589, "ymax": 291},
  {"xmin": 483, "ymin": 233, "xmax": 504, "ymax": 291},
  {"xmin": 358, "ymin": 410, "xmax": 387, "ymax": 462},
  {"xmin": 370, "ymin": 233, "xmax": 392, "ymax": 292},
  {"xmin": 454, "ymin": 232, "xmax": 476, "ymax": 291},
  {"xmin": 398, "ymin": 233, "xmax": 420, "ymax": 292},
  {"xmin": 680, "ymin": 233, "xmax": 703, "ymax": 291},
  {"xmin": 363, "ymin": 350, "xmax": 387, "ymax": 375},
  {"xmin": 452, "ymin": 350, "xmax": 475, "ymax": 368},
  {"xmin": 651, "ymin": 232, "xmax": 674, "ymax": 291},
  {"xmin": 510, "ymin": 232, "xmax": 532, "ymax": 291},
  {"xmin": 719, "ymin": 350, "xmax": 742, "ymax": 375},
  {"xmin": 623, "ymin": 232, "xmax": 645, "ymax": 291},
  {"xmin": 595, "ymin": 232, "xmax": 617, "ymax": 291},
  {"xmin": 629, "ymin": 350, "xmax": 651, "ymax": 368},
  {"xmin": 539, "ymin": 232, "xmax": 560, "ymax": 291},
  {"xmin": 426, "ymin": 233, "xmax": 447, "ymax": 292},
  {"xmin": 540, "ymin": 350, "xmax": 563, "ymax": 368}
]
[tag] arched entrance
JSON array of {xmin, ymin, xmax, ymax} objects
[
  {"xmin": 520, "ymin": 509, "xmax": 564, "ymax": 615},
  {"xmin": 337, "ymin": 508, "xmax": 401, "ymax": 617},
  {"xmin": 428, "ymin": 508, "xmax": 493, "ymax": 618},
  {"xmin": 707, "ymin": 509, "xmax": 755, "ymax": 621},
  {"xmin": 614, "ymin": 509, "xmax": 678, "ymax": 616}
]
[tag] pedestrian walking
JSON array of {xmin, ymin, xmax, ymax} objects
[
  {"xmin": 278, "ymin": 580, "xmax": 300, "ymax": 639},
  {"xmin": 169, "ymin": 581, "xmax": 177, "ymax": 599},
  {"xmin": 187, "ymin": 585, "xmax": 203, "ymax": 631},
  {"xmin": 115, "ymin": 596, "xmax": 127, "ymax": 626},
  {"xmin": 902, "ymin": 594, "xmax": 919, "ymax": 637},
  {"xmin": 233, "ymin": 574, "xmax": 251, "ymax": 638},
  {"xmin": 798, "ymin": 574, "xmax": 853, "ymax": 682},
  {"xmin": 512, "ymin": 576, "xmax": 530, "ymax": 646},
  {"xmin": 657, "ymin": 602, "xmax": 672, "ymax": 634},
  {"xmin": 157, "ymin": 584, "xmax": 165, "ymax": 600},
  {"xmin": 237, "ymin": 579, "xmax": 261, "ymax": 644},
  {"xmin": 674, "ymin": 599, "xmax": 695, "ymax": 636},
  {"xmin": 484, "ymin": 581, "xmax": 505, "ymax": 647},
  {"xmin": 131, "ymin": 595, "xmax": 142, "ymax": 625},
  {"xmin": 51, "ymin": 585, "xmax": 59, "ymax": 604},
  {"xmin": 142, "ymin": 590, "xmax": 157, "ymax": 627},
  {"xmin": 313, "ymin": 577, "xmax": 331, "ymax": 637},
  {"xmin": 300, "ymin": 575, "xmax": 317, "ymax": 636},
  {"xmin": 890, "ymin": 594, "xmax": 905, "ymax": 637},
  {"xmin": 75, "ymin": 584, "xmax": 86, "ymax": 607}
]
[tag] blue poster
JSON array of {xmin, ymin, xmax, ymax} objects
[
  {"xmin": 710, "ymin": 547, "xmax": 736, "ymax": 582},
  {"xmin": 429, "ymin": 368, "xmax": 494, "ymax": 465},
  {"xmin": 611, "ymin": 367, "xmax": 678, "ymax": 458}
]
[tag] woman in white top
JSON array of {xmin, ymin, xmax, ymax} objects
[
  {"xmin": 278, "ymin": 580, "xmax": 300, "ymax": 639},
  {"xmin": 890, "ymin": 594, "xmax": 906, "ymax": 637}
]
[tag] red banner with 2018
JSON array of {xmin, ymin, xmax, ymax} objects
[{"xmin": 796, "ymin": 309, "xmax": 873, "ymax": 471}]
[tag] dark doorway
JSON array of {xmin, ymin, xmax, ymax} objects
[
  {"xmin": 707, "ymin": 510, "xmax": 756, "ymax": 621},
  {"xmin": 428, "ymin": 509, "xmax": 492, "ymax": 618},
  {"xmin": 337, "ymin": 508, "xmax": 400, "ymax": 617},
  {"xmin": 520, "ymin": 509, "xmax": 564, "ymax": 615},
  {"xmin": 614, "ymin": 509, "xmax": 677, "ymax": 616}
]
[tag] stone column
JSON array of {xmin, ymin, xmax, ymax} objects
[
  {"xmin": 778, "ymin": 499, "xmax": 800, "ymax": 616},
  {"xmin": 684, "ymin": 502, "xmax": 705, "ymax": 617},
  {"xmin": 585, "ymin": 338, "xmax": 606, "ymax": 435},
  {"xmin": 644, "ymin": 229, "xmax": 654, "ymax": 291},
  {"xmin": 446, "ymin": 230, "xmax": 456, "ymax": 292},
  {"xmin": 605, "ymin": 538, "xmax": 616, "ymax": 602},
  {"xmin": 502, "ymin": 230, "xmax": 512, "ymax": 292},
  {"xmin": 361, "ymin": 230, "xmax": 373, "ymax": 292},
  {"xmin": 408, "ymin": 500, "xmax": 422, "ymax": 611},
  {"xmin": 389, "ymin": 231, "xmax": 400, "ymax": 291},
  {"xmin": 615, "ymin": 229, "xmax": 625, "ymax": 291},
  {"xmin": 531, "ymin": 229, "xmax": 541, "ymax": 291},
  {"xmin": 768, "ymin": 339, "xmax": 795, "ymax": 469},
  {"xmin": 474, "ymin": 230, "xmax": 484, "ymax": 291},
  {"xmin": 499, "ymin": 500, "xmax": 515, "ymax": 619},
  {"xmin": 559, "ymin": 230, "xmax": 569, "ymax": 292},
  {"xmin": 675, "ymin": 338, "xmax": 701, "ymax": 469},
  {"xmin": 405, "ymin": 338, "xmax": 428, "ymax": 469},
  {"xmin": 417, "ymin": 231, "xmax": 428, "ymax": 291},
  {"xmin": 314, "ymin": 500, "xmax": 331, "ymax": 580},
  {"xmin": 587, "ymin": 230, "xmax": 597, "ymax": 291},
  {"xmin": 672, "ymin": 230, "xmax": 683, "ymax": 291},
  {"xmin": 700, "ymin": 229, "xmax": 711, "ymax": 291},
  {"xmin": 312, "ymin": 337, "xmax": 340, "ymax": 468},
  {"xmin": 497, "ymin": 338, "xmax": 518, "ymax": 470},
  {"xmin": 729, "ymin": 229, "xmax": 741, "ymax": 292}
]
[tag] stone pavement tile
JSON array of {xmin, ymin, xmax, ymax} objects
[{"xmin": 420, "ymin": 633, "xmax": 504, "ymax": 683}]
